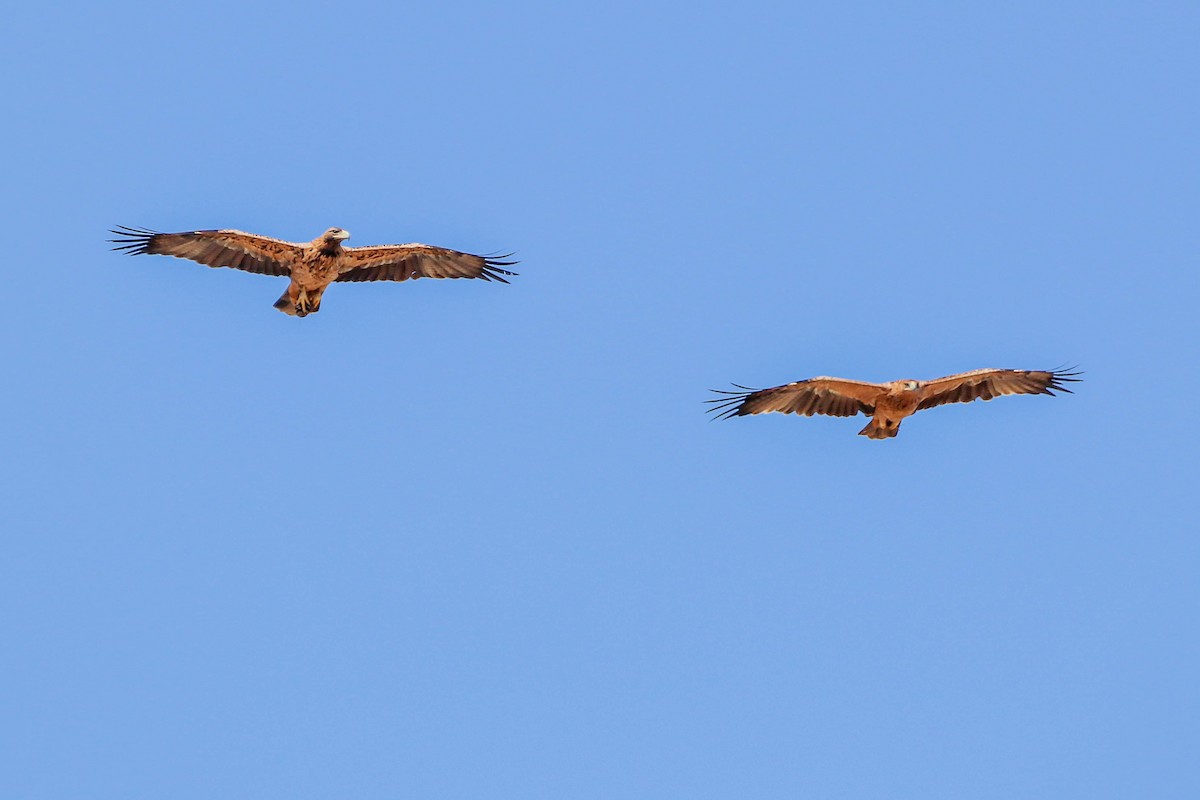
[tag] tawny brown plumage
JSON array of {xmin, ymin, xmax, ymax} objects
[
  {"xmin": 707, "ymin": 368, "xmax": 1081, "ymax": 439},
  {"xmin": 109, "ymin": 226, "xmax": 517, "ymax": 317}
]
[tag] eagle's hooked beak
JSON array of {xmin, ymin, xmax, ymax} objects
[{"xmin": 334, "ymin": 229, "xmax": 351, "ymax": 241}]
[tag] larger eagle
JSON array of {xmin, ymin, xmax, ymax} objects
[
  {"xmin": 110, "ymin": 226, "xmax": 517, "ymax": 316},
  {"xmin": 708, "ymin": 368, "xmax": 1080, "ymax": 439}
]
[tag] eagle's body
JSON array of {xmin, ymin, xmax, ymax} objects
[
  {"xmin": 863, "ymin": 380, "xmax": 925, "ymax": 439},
  {"xmin": 708, "ymin": 368, "xmax": 1080, "ymax": 439},
  {"xmin": 279, "ymin": 230, "xmax": 350, "ymax": 316},
  {"xmin": 110, "ymin": 226, "xmax": 516, "ymax": 316}
]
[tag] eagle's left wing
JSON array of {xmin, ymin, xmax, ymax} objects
[
  {"xmin": 916, "ymin": 368, "xmax": 1081, "ymax": 410},
  {"xmin": 335, "ymin": 244, "xmax": 517, "ymax": 283},
  {"xmin": 707, "ymin": 377, "xmax": 885, "ymax": 421}
]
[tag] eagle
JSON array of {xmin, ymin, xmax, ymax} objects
[
  {"xmin": 707, "ymin": 368, "xmax": 1081, "ymax": 439},
  {"xmin": 109, "ymin": 226, "xmax": 517, "ymax": 316}
]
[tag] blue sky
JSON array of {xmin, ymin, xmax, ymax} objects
[{"xmin": 3, "ymin": 2, "xmax": 1197, "ymax": 797}]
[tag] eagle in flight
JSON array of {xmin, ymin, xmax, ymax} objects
[
  {"xmin": 708, "ymin": 368, "xmax": 1080, "ymax": 439},
  {"xmin": 110, "ymin": 226, "xmax": 517, "ymax": 316}
]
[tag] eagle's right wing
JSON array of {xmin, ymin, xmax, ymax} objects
[
  {"xmin": 109, "ymin": 227, "xmax": 301, "ymax": 277},
  {"xmin": 915, "ymin": 368, "xmax": 1082, "ymax": 410}
]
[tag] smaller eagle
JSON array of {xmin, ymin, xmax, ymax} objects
[
  {"xmin": 707, "ymin": 368, "xmax": 1081, "ymax": 439},
  {"xmin": 109, "ymin": 226, "xmax": 517, "ymax": 316}
]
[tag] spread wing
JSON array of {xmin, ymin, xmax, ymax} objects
[
  {"xmin": 707, "ymin": 377, "xmax": 886, "ymax": 421},
  {"xmin": 109, "ymin": 226, "xmax": 300, "ymax": 277},
  {"xmin": 916, "ymin": 368, "xmax": 1082, "ymax": 410},
  {"xmin": 335, "ymin": 244, "xmax": 518, "ymax": 283}
]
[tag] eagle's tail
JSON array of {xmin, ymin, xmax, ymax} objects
[
  {"xmin": 273, "ymin": 291, "xmax": 300, "ymax": 316},
  {"xmin": 272, "ymin": 287, "xmax": 322, "ymax": 317},
  {"xmin": 858, "ymin": 417, "xmax": 901, "ymax": 439}
]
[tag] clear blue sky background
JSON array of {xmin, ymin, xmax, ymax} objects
[{"xmin": 3, "ymin": 2, "xmax": 1197, "ymax": 797}]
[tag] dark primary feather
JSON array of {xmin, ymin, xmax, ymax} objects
[{"xmin": 108, "ymin": 226, "xmax": 166, "ymax": 256}]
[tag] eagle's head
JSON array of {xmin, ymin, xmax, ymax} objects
[
  {"xmin": 323, "ymin": 227, "xmax": 351, "ymax": 242},
  {"xmin": 901, "ymin": 380, "xmax": 922, "ymax": 391}
]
